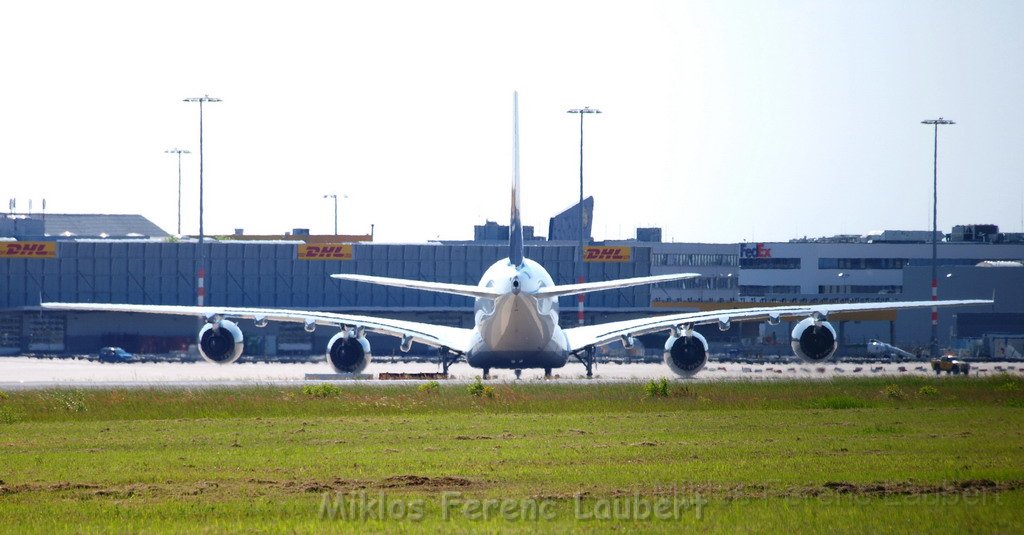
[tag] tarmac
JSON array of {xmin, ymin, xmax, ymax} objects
[{"xmin": 0, "ymin": 356, "xmax": 1020, "ymax": 390}]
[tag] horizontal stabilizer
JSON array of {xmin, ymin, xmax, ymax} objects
[
  {"xmin": 331, "ymin": 273, "xmax": 503, "ymax": 299},
  {"xmin": 533, "ymin": 272, "xmax": 700, "ymax": 299}
]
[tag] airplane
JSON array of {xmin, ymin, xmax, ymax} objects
[{"xmin": 43, "ymin": 93, "xmax": 992, "ymax": 379}]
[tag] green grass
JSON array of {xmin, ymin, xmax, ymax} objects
[{"xmin": 0, "ymin": 376, "xmax": 1022, "ymax": 533}]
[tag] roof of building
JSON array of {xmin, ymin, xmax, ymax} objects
[{"xmin": 41, "ymin": 214, "xmax": 170, "ymax": 238}]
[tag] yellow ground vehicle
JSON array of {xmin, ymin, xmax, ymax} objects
[{"xmin": 930, "ymin": 356, "xmax": 971, "ymax": 375}]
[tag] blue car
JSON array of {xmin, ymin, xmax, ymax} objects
[{"xmin": 98, "ymin": 347, "xmax": 134, "ymax": 363}]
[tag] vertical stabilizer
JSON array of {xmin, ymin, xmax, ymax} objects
[{"xmin": 510, "ymin": 91, "xmax": 524, "ymax": 267}]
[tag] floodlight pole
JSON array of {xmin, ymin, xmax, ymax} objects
[
  {"xmin": 921, "ymin": 117, "xmax": 955, "ymax": 358},
  {"xmin": 184, "ymin": 95, "xmax": 221, "ymax": 306},
  {"xmin": 567, "ymin": 106, "xmax": 601, "ymax": 326},
  {"xmin": 323, "ymin": 194, "xmax": 338, "ymax": 235},
  {"xmin": 164, "ymin": 148, "xmax": 191, "ymax": 236}
]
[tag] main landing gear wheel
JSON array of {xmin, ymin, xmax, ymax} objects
[
  {"xmin": 574, "ymin": 347, "xmax": 596, "ymax": 378},
  {"xmin": 514, "ymin": 369, "xmax": 522, "ymax": 379},
  {"xmin": 482, "ymin": 368, "xmax": 491, "ymax": 380},
  {"xmin": 438, "ymin": 347, "xmax": 461, "ymax": 377},
  {"xmin": 544, "ymin": 368, "xmax": 552, "ymax": 379}
]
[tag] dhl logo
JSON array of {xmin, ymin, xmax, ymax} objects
[
  {"xmin": 298, "ymin": 244, "xmax": 353, "ymax": 260},
  {"xmin": 584, "ymin": 246, "xmax": 631, "ymax": 263},
  {"xmin": 1, "ymin": 242, "xmax": 57, "ymax": 259}
]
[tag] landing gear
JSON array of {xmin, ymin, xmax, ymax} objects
[
  {"xmin": 574, "ymin": 346, "xmax": 596, "ymax": 378},
  {"xmin": 482, "ymin": 367, "xmax": 491, "ymax": 380},
  {"xmin": 514, "ymin": 368, "xmax": 522, "ymax": 379},
  {"xmin": 438, "ymin": 347, "xmax": 461, "ymax": 377},
  {"xmin": 544, "ymin": 368, "xmax": 552, "ymax": 379}
]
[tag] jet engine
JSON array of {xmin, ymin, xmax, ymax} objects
[
  {"xmin": 790, "ymin": 317, "xmax": 838, "ymax": 362},
  {"xmin": 326, "ymin": 329, "xmax": 372, "ymax": 374},
  {"xmin": 664, "ymin": 330, "xmax": 709, "ymax": 377},
  {"xmin": 197, "ymin": 319, "xmax": 244, "ymax": 364}
]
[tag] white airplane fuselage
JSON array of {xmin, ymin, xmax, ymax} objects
[{"xmin": 467, "ymin": 258, "xmax": 569, "ymax": 370}]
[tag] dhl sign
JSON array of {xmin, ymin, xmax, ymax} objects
[
  {"xmin": 1, "ymin": 241, "xmax": 57, "ymax": 259},
  {"xmin": 298, "ymin": 243, "xmax": 353, "ymax": 260},
  {"xmin": 584, "ymin": 246, "xmax": 632, "ymax": 263}
]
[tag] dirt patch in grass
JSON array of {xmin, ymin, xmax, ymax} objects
[
  {"xmin": 242, "ymin": 477, "xmax": 363, "ymax": 494},
  {"xmin": 816, "ymin": 479, "xmax": 1022, "ymax": 497},
  {"xmin": 184, "ymin": 481, "xmax": 223, "ymax": 496},
  {"xmin": 0, "ymin": 475, "xmax": 473, "ymax": 500},
  {"xmin": 454, "ymin": 433, "xmax": 519, "ymax": 440},
  {"xmin": 531, "ymin": 491, "xmax": 591, "ymax": 500},
  {"xmin": 379, "ymin": 475, "xmax": 475, "ymax": 489},
  {"xmin": 295, "ymin": 478, "xmax": 363, "ymax": 494},
  {"xmin": 581, "ymin": 480, "xmax": 1024, "ymax": 501},
  {"xmin": 92, "ymin": 484, "xmax": 151, "ymax": 499},
  {"xmin": 0, "ymin": 481, "xmax": 166, "ymax": 500},
  {"xmin": 0, "ymin": 481, "xmax": 103, "ymax": 494},
  {"xmin": 241, "ymin": 475, "xmax": 478, "ymax": 493}
]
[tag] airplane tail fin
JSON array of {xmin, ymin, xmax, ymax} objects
[{"xmin": 509, "ymin": 91, "xmax": 524, "ymax": 268}]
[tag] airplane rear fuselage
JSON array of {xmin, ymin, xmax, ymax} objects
[{"xmin": 467, "ymin": 258, "xmax": 569, "ymax": 370}]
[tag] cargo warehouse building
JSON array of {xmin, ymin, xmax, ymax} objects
[{"xmin": 2, "ymin": 212, "xmax": 1022, "ymax": 358}]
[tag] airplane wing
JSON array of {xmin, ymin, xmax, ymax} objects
[
  {"xmin": 41, "ymin": 303, "xmax": 476, "ymax": 354},
  {"xmin": 330, "ymin": 274, "xmax": 503, "ymax": 299},
  {"xmin": 563, "ymin": 299, "xmax": 992, "ymax": 353},
  {"xmin": 533, "ymin": 273, "xmax": 701, "ymax": 299}
]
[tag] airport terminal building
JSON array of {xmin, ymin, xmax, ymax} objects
[
  {"xmin": 633, "ymin": 234, "xmax": 1024, "ymax": 357},
  {"xmin": 2, "ymin": 211, "xmax": 1022, "ymax": 359}
]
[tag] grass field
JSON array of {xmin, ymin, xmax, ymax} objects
[{"xmin": 1, "ymin": 376, "xmax": 1022, "ymax": 533}]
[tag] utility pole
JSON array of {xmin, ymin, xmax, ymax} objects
[
  {"xmin": 566, "ymin": 106, "xmax": 601, "ymax": 326},
  {"xmin": 921, "ymin": 117, "xmax": 955, "ymax": 358},
  {"xmin": 323, "ymin": 194, "xmax": 339, "ymax": 235},
  {"xmin": 164, "ymin": 148, "xmax": 191, "ymax": 235},
  {"xmin": 184, "ymin": 95, "xmax": 222, "ymax": 306}
]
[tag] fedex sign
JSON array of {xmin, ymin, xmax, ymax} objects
[{"xmin": 739, "ymin": 243, "xmax": 772, "ymax": 259}]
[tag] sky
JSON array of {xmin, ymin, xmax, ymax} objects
[{"xmin": 2, "ymin": 1, "xmax": 1022, "ymax": 244}]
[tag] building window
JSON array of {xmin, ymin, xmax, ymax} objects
[
  {"xmin": 905, "ymin": 258, "xmax": 1017, "ymax": 267},
  {"xmin": 739, "ymin": 285, "xmax": 801, "ymax": 296},
  {"xmin": 818, "ymin": 285, "xmax": 903, "ymax": 294},
  {"xmin": 652, "ymin": 253, "xmax": 738, "ymax": 267},
  {"xmin": 818, "ymin": 258, "xmax": 908, "ymax": 270},
  {"xmin": 656, "ymin": 276, "xmax": 737, "ymax": 290},
  {"xmin": 740, "ymin": 258, "xmax": 801, "ymax": 269}
]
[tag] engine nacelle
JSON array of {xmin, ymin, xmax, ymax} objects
[
  {"xmin": 790, "ymin": 317, "xmax": 838, "ymax": 362},
  {"xmin": 197, "ymin": 319, "xmax": 244, "ymax": 364},
  {"xmin": 664, "ymin": 330, "xmax": 709, "ymax": 377},
  {"xmin": 326, "ymin": 330, "xmax": 372, "ymax": 374}
]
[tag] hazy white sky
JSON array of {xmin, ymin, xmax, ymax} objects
[{"xmin": 2, "ymin": 1, "xmax": 1022, "ymax": 244}]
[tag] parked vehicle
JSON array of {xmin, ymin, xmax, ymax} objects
[
  {"xmin": 98, "ymin": 347, "xmax": 134, "ymax": 363},
  {"xmin": 930, "ymin": 355, "xmax": 970, "ymax": 375}
]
